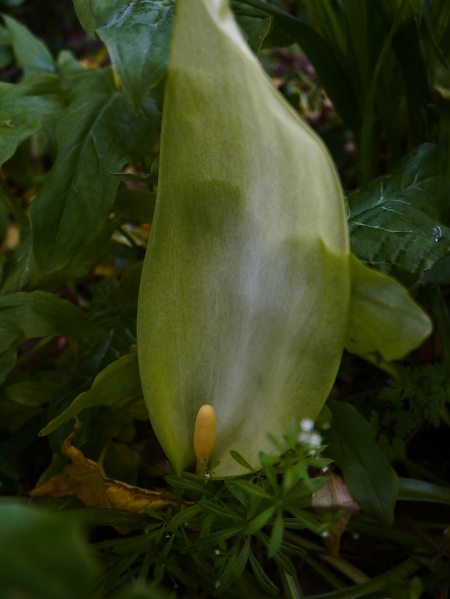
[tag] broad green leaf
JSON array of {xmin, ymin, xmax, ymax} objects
[
  {"xmin": 0, "ymin": 503, "xmax": 97, "ymax": 599},
  {"xmin": 30, "ymin": 66, "xmax": 160, "ymax": 272},
  {"xmin": 73, "ymin": 0, "xmax": 175, "ymax": 110},
  {"xmin": 2, "ymin": 15, "xmax": 55, "ymax": 78},
  {"xmin": 324, "ymin": 400, "xmax": 398, "ymax": 525},
  {"xmin": 348, "ymin": 144, "xmax": 450, "ymax": 287},
  {"xmin": 46, "ymin": 266, "xmax": 142, "ymax": 452},
  {"xmin": 137, "ymin": 0, "xmax": 350, "ymax": 477},
  {"xmin": 39, "ymin": 352, "xmax": 142, "ymax": 436},
  {"xmin": 0, "ymin": 74, "xmax": 67, "ymax": 168},
  {"xmin": 346, "ymin": 254, "xmax": 432, "ymax": 361},
  {"xmin": 0, "ymin": 290, "xmax": 108, "ymax": 385}
]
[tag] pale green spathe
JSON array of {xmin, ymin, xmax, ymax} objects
[{"xmin": 137, "ymin": 0, "xmax": 350, "ymax": 476}]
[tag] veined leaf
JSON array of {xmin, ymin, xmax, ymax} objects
[
  {"xmin": 0, "ymin": 74, "xmax": 67, "ymax": 168},
  {"xmin": 30, "ymin": 66, "xmax": 160, "ymax": 272},
  {"xmin": 0, "ymin": 290, "xmax": 108, "ymax": 385},
  {"xmin": 73, "ymin": 0, "xmax": 175, "ymax": 111},
  {"xmin": 137, "ymin": 0, "xmax": 350, "ymax": 477},
  {"xmin": 325, "ymin": 401, "xmax": 398, "ymax": 526},
  {"xmin": 346, "ymin": 254, "xmax": 432, "ymax": 361},
  {"xmin": 39, "ymin": 353, "xmax": 142, "ymax": 436},
  {"xmin": 348, "ymin": 143, "xmax": 450, "ymax": 287}
]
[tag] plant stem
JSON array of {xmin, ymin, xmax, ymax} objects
[
  {"xmin": 308, "ymin": 558, "xmax": 420, "ymax": 599},
  {"xmin": 0, "ymin": 175, "xmax": 29, "ymax": 228}
]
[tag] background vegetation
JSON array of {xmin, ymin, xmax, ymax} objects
[{"xmin": 1, "ymin": 0, "xmax": 450, "ymax": 597}]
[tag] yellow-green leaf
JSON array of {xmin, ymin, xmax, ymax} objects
[{"xmin": 346, "ymin": 254, "xmax": 432, "ymax": 361}]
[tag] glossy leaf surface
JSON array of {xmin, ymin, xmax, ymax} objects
[
  {"xmin": 137, "ymin": 0, "xmax": 350, "ymax": 476},
  {"xmin": 348, "ymin": 144, "xmax": 450, "ymax": 287}
]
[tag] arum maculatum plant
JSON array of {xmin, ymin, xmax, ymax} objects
[
  {"xmin": 136, "ymin": 0, "xmax": 432, "ymax": 477},
  {"xmin": 39, "ymin": 0, "xmax": 431, "ymax": 480}
]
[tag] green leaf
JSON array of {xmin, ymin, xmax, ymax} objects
[
  {"xmin": 6, "ymin": 380, "xmax": 61, "ymax": 406},
  {"xmin": 46, "ymin": 268, "xmax": 142, "ymax": 452},
  {"xmin": 73, "ymin": 0, "xmax": 175, "ymax": 111},
  {"xmin": 348, "ymin": 144, "xmax": 450, "ymax": 287},
  {"xmin": 39, "ymin": 352, "xmax": 141, "ymax": 436},
  {"xmin": 0, "ymin": 290, "xmax": 108, "ymax": 385},
  {"xmin": 325, "ymin": 400, "xmax": 398, "ymax": 525},
  {"xmin": 244, "ymin": 505, "xmax": 276, "ymax": 535},
  {"xmin": 249, "ymin": 550, "xmax": 279, "ymax": 595},
  {"xmin": 2, "ymin": 15, "xmax": 55, "ymax": 78},
  {"xmin": 0, "ymin": 503, "xmax": 97, "ymax": 599},
  {"xmin": 229, "ymin": 450, "xmax": 254, "ymax": 472},
  {"xmin": 397, "ymin": 477, "xmax": 450, "ymax": 504},
  {"xmin": 0, "ymin": 219, "xmax": 120, "ymax": 294},
  {"xmin": 346, "ymin": 254, "xmax": 432, "ymax": 361},
  {"xmin": 199, "ymin": 500, "xmax": 244, "ymax": 523},
  {"xmin": 268, "ymin": 510, "xmax": 283, "ymax": 558},
  {"xmin": 231, "ymin": 1, "xmax": 271, "ymax": 54},
  {"xmin": 137, "ymin": 0, "xmax": 350, "ymax": 477},
  {"xmin": 30, "ymin": 66, "xmax": 160, "ymax": 272},
  {"xmin": 0, "ymin": 74, "xmax": 67, "ymax": 168}
]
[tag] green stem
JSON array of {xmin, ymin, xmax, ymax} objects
[
  {"xmin": 358, "ymin": 353, "xmax": 399, "ymax": 379},
  {"xmin": 0, "ymin": 175, "xmax": 29, "ymax": 228},
  {"xmin": 309, "ymin": 558, "xmax": 420, "ymax": 599}
]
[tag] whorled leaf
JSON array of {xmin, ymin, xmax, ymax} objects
[
  {"xmin": 137, "ymin": 0, "xmax": 350, "ymax": 476},
  {"xmin": 30, "ymin": 66, "xmax": 160, "ymax": 272}
]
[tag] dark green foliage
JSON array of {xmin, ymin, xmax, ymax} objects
[{"xmin": 1, "ymin": 1, "xmax": 450, "ymax": 597}]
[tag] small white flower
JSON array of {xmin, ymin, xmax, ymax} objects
[
  {"xmin": 298, "ymin": 432, "xmax": 311, "ymax": 444},
  {"xmin": 215, "ymin": 581, "xmax": 221, "ymax": 588},
  {"xmin": 321, "ymin": 531, "xmax": 330, "ymax": 538},
  {"xmin": 322, "ymin": 466, "xmax": 329, "ymax": 473},
  {"xmin": 214, "ymin": 550, "xmax": 220, "ymax": 555},
  {"xmin": 301, "ymin": 418, "xmax": 314, "ymax": 432},
  {"xmin": 309, "ymin": 432, "xmax": 322, "ymax": 448},
  {"xmin": 205, "ymin": 473, "xmax": 211, "ymax": 479}
]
